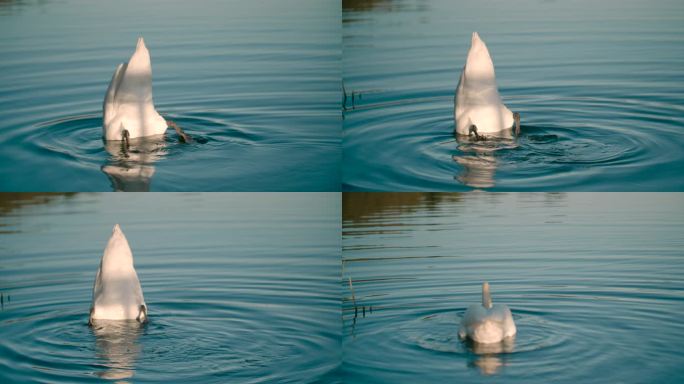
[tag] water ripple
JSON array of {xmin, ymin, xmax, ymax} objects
[
  {"xmin": 342, "ymin": 192, "xmax": 684, "ymax": 382},
  {"xmin": 343, "ymin": 93, "xmax": 684, "ymax": 191}
]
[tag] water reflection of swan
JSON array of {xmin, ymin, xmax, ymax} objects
[
  {"xmin": 453, "ymin": 137, "xmax": 515, "ymax": 189},
  {"xmin": 465, "ymin": 336, "xmax": 515, "ymax": 375},
  {"xmin": 91, "ymin": 319, "xmax": 144, "ymax": 380},
  {"xmin": 453, "ymin": 151, "xmax": 497, "ymax": 189},
  {"xmin": 455, "ymin": 32, "xmax": 520, "ymax": 139},
  {"xmin": 101, "ymin": 136, "xmax": 168, "ymax": 191}
]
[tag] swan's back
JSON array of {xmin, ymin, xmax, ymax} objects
[
  {"xmin": 91, "ymin": 224, "xmax": 146, "ymax": 321},
  {"xmin": 103, "ymin": 37, "xmax": 166, "ymax": 140},
  {"xmin": 459, "ymin": 282, "xmax": 516, "ymax": 343},
  {"xmin": 455, "ymin": 32, "xmax": 514, "ymax": 136}
]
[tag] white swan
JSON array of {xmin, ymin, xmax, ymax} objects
[
  {"xmin": 459, "ymin": 282, "xmax": 516, "ymax": 343},
  {"xmin": 103, "ymin": 37, "xmax": 168, "ymax": 141},
  {"xmin": 455, "ymin": 32, "xmax": 519, "ymax": 139},
  {"xmin": 89, "ymin": 224, "xmax": 147, "ymax": 324}
]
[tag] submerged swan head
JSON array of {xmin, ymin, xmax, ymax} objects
[{"xmin": 459, "ymin": 282, "xmax": 516, "ymax": 344}]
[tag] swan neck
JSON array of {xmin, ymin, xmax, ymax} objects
[{"xmin": 482, "ymin": 282, "xmax": 492, "ymax": 309}]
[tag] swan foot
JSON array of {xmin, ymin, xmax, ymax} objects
[
  {"xmin": 469, "ymin": 125, "xmax": 480, "ymax": 140},
  {"xmin": 136, "ymin": 304, "xmax": 148, "ymax": 323},
  {"xmin": 167, "ymin": 120, "xmax": 191, "ymax": 143},
  {"xmin": 469, "ymin": 125, "xmax": 486, "ymax": 141},
  {"xmin": 121, "ymin": 129, "xmax": 130, "ymax": 157},
  {"xmin": 513, "ymin": 112, "xmax": 521, "ymax": 136}
]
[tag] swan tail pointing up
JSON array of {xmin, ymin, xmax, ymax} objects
[{"xmin": 482, "ymin": 282, "xmax": 492, "ymax": 309}]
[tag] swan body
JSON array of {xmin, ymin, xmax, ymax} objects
[
  {"xmin": 103, "ymin": 37, "xmax": 167, "ymax": 141},
  {"xmin": 455, "ymin": 32, "xmax": 518, "ymax": 138},
  {"xmin": 90, "ymin": 224, "xmax": 147, "ymax": 323},
  {"xmin": 459, "ymin": 282, "xmax": 516, "ymax": 343}
]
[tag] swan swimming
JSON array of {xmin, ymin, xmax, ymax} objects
[
  {"xmin": 455, "ymin": 32, "xmax": 520, "ymax": 139},
  {"xmin": 459, "ymin": 282, "xmax": 516, "ymax": 343},
  {"xmin": 89, "ymin": 224, "xmax": 147, "ymax": 324},
  {"xmin": 103, "ymin": 37, "xmax": 189, "ymax": 144}
]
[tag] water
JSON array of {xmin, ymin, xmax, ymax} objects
[
  {"xmin": 342, "ymin": 193, "xmax": 684, "ymax": 383},
  {"xmin": 342, "ymin": 0, "xmax": 684, "ymax": 191},
  {"xmin": 0, "ymin": 0, "xmax": 340, "ymax": 191},
  {"xmin": 0, "ymin": 193, "xmax": 341, "ymax": 383}
]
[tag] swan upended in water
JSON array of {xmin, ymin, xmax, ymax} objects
[
  {"xmin": 103, "ymin": 37, "xmax": 189, "ymax": 143},
  {"xmin": 455, "ymin": 32, "xmax": 519, "ymax": 139},
  {"xmin": 459, "ymin": 282, "xmax": 516, "ymax": 343},
  {"xmin": 89, "ymin": 224, "xmax": 147, "ymax": 324}
]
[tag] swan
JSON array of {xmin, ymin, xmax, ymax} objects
[
  {"xmin": 455, "ymin": 32, "xmax": 520, "ymax": 139},
  {"xmin": 89, "ymin": 224, "xmax": 147, "ymax": 324},
  {"xmin": 459, "ymin": 282, "xmax": 516, "ymax": 343},
  {"xmin": 103, "ymin": 37, "xmax": 190, "ymax": 144}
]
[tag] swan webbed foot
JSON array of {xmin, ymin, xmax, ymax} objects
[
  {"xmin": 166, "ymin": 120, "xmax": 191, "ymax": 143},
  {"xmin": 136, "ymin": 304, "xmax": 148, "ymax": 323},
  {"xmin": 121, "ymin": 129, "xmax": 130, "ymax": 156},
  {"xmin": 469, "ymin": 125, "xmax": 480, "ymax": 140},
  {"xmin": 121, "ymin": 129, "xmax": 131, "ymax": 149},
  {"xmin": 513, "ymin": 112, "xmax": 521, "ymax": 136}
]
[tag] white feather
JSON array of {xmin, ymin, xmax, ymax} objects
[
  {"xmin": 459, "ymin": 282, "xmax": 516, "ymax": 343},
  {"xmin": 90, "ymin": 224, "xmax": 146, "ymax": 321},
  {"xmin": 455, "ymin": 32, "xmax": 514, "ymax": 137},
  {"xmin": 103, "ymin": 37, "xmax": 167, "ymax": 141}
]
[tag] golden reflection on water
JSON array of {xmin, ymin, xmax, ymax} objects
[
  {"xmin": 0, "ymin": 193, "xmax": 76, "ymax": 218},
  {"xmin": 343, "ymin": 192, "xmax": 570, "ymax": 224},
  {"xmin": 343, "ymin": 0, "xmax": 430, "ymax": 13},
  {"xmin": 343, "ymin": 0, "xmax": 398, "ymax": 12},
  {"xmin": 342, "ymin": 192, "xmax": 464, "ymax": 223}
]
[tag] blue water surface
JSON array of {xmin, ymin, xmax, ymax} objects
[
  {"xmin": 343, "ymin": 0, "xmax": 684, "ymax": 191},
  {"xmin": 0, "ymin": 193, "xmax": 341, "ymax": 383},
  {"xmin": 0, "ymin": 0, "xmax": 340, "ymax": 191},
  {"xmin": 342, "ymin": 192, "xmax": 684, "ymax": 383}
]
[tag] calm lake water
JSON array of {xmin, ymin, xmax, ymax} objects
[
  {"xmin": 0, "ymin": 193, "xmax": 341, "ymax": 383},
  {"xmin": 342, "ymin": 193, "xmax": 684, "ymax": 383},
  {"xmin": 0, "ymin": 0, "xmax": 340, "ymax": 191},
  {"xmin": 343, "ymin": 0, "xmax": 684, "ymax": 191}
]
